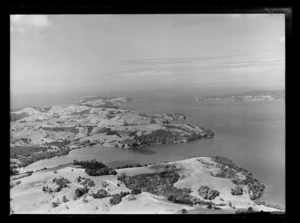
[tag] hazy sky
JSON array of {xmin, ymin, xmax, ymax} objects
[{"xmin": 10, "ymin": 14, "xmax": 285, "ymax": 96}]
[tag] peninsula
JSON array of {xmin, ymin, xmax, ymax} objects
[{"xmin": 10, "ymin": 96, "xmax": 214, "ymax": 174}]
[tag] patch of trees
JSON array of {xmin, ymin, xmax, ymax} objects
[
  {"xmin": 131, "ymin": 188, "xmax": 141, "ymax": 195},
  {"xmin": 75, "ymin": 186, "xmax": 89, "ymax": 199},
  {"xmin": 73, "ymin": 159, "xmax": 117, "ymax": 176},
  {"xmin": 53, "ymin": 177, "xmax": 71, "ymax": 190},
  {"xmin": 87, "ymin": 126, "xmax": 94, "ymax": 135},
  {"xmin": 115, "ymin": 163, "xmax": 142, "ymax": 169},
  {"xmin": 117, "ymin": 170, "xmax": 201, "ymax": 205},
  {"xmin": 106, "ymin": 114, "xmax": 116, "ymax": 119},
  {"xmin": 198, "ymin": 186, "xmax": 220, "ymax": 200},
  {"xmin": 231, "ymin": 185, "xmax": 244, "ymax": 195},
  {"xmin": 92, "ymin": 189, "xmax": 109, "ymax": 199},
  {"xmin": 109, "ymin": 194, "xmax": 122, "ymax": 205},
  {"xmin": 42, "ymin": 126, "xmax": 79, "ymax": 134},
  {"xmin": 46, "ymin": 140, "xmax": 71, "ymax": 148},
  {"xmin": 133, "ymin": 129, "xmax": 181, "ymax": 146},
  {"xmin": 75, "ymin": 176, "xmax": 95, "ymax": 187},
  {"xmin": 214, "ymin": 167, "xmax": 236, "ymax": 179},
  {"xmin": 94, "ymin": 127, "xmax": 119, "ymax": 136}
]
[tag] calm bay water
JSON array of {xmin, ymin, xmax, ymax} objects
[{"xmin": 23, "ymin": 95, "xmax": 285, "ymax": 207}]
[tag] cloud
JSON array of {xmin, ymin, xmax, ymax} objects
[
  {"xmin": 277, "ymin": 36, "xmax": 285, "ymax": 44},
  {"xmin": 10, "ymin": 15, "xmax": 53, "ymax": 33}
]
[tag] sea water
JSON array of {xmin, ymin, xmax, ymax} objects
[{"xmin": 21, "ymin": 92, "xmax": 285, "ymax": 207}]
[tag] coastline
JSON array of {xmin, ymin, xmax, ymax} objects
[{"xmin": 10, "ymin": 156, "xmax": 284, "ymax": 214}]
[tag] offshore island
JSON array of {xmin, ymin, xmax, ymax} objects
[
  {"xmin": 10, "ymin": 96, "xmax": 284, "ymax": 214},
  {"xmin": 195, "ymin": 89, "xmax": 285, "ymax": 102}
]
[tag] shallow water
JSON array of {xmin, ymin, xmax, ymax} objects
[{"xmin": 23, "ymin": 98, "xmax": 285, "ymax": 207}]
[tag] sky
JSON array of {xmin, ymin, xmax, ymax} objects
[{"xmin": 10, "ymin": 14, "xmax": 285, "ymax": 98}]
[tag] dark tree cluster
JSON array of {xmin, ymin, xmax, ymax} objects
[
  {"xmin": 73, "ymin": 160, "xmax": 117, "ymax": 176},
  {"xmin": 75, "ymin": 186, "xmax": 89, "ymax": 198},
  {"xmin": 92, "ymin": 189, "xmax": 109, "ymax": 199},
  {"xmin": 131, "ymin": 188, "xmax": 142, "ymax": 195},
  {"xmin": 231, "ymin": 185, "xmax": 244, "ymax": 195},
  {"xmin": 75, "ymin": 176, "xmax": 95, "ymax": 187},
  {"xmin": 53, "ymin": 177, "xmax": 71, "ymax": 187},
  {"xmin": 117, "ymin": 171, "xmax": 200, "ymax": 205},
  {"xmin": 109, "ymin": 194, "xmax": 122, "ymax": 205},
  {"xmin": 198, "ymin": 186, "xmax": 220, "ymax": 200}
]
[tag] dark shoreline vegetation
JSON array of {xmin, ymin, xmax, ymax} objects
[
  {"xmin": 211, "ymin": 156, "xmax": 265, "ymax": 200},
  {"xmin": 73, "ymin": 159, "xmax": 117, "ymax": 176}
]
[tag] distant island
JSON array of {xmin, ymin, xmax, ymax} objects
[
  {"xmin": 195, "ymin": 90, "xmax": 285, "ymax": 102},
  {"xmin": 10, "ymin": 96, "xmax": 214, "ymax": 173}
]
